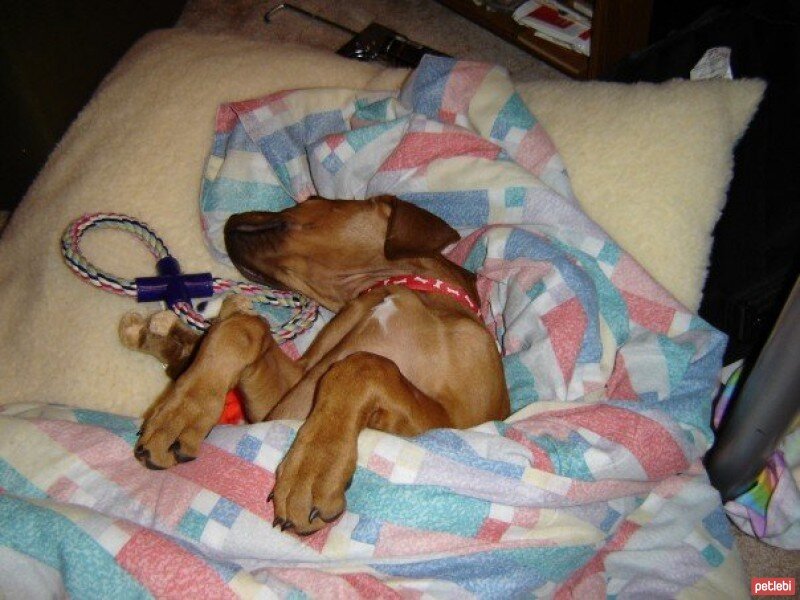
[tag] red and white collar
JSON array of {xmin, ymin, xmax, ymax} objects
[{"xmin": 360, "ymin": 274, "xmax": 481, "ymax": 317}]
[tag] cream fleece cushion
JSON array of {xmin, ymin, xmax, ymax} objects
[
  {"xmin": 0, "ymin": 29, "xmax": 762, "ymax": 416},
  {"xmin": 518, "ymin": 79, "xmax": 764, "ymax": 310}
]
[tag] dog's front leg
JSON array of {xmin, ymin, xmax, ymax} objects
[
  {"xmin": 135, "ymin": 300, "xmax": 301, "ymax": 469},
  {"xmin": 271, "ymin": 351, "xmax": 452, "ymax": 534}
]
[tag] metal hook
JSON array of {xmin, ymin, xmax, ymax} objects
[{"xmin": 264, "ymin": 3, "xmax": 358, "ymax": 36}]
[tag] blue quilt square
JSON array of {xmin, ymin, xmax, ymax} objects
[
  {"xmin": 210, "ymin": 497, "xmax": 243, "ymax": 528},
  {"xmin": 352, "ymin": 515, "xmax": 382, "ymax": 545},
  {"xmin": 236, "ymin": 434, "xmax": 262, "ymax": 462}
]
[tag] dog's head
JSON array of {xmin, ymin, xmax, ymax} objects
[{"xmin": 224, "ymin": 195, "xmax": 460, "ymax": 309}]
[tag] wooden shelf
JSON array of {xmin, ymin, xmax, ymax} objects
[{"xmin": 435, "ymin": 0, "xmax": 652, "ymax": 80}]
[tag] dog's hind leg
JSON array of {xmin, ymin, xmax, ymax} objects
[
  {"xmin": 271, "ymin": 351, "xmax": 452, "ymax": 534},
  {"xmin": 135, "ymin": 305, "xmax": 301, "ymax": 469}
]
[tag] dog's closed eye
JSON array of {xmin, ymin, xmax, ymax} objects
[{"xmin": 230, "ymin": 219, "xmax": 288, "ymax": 235}]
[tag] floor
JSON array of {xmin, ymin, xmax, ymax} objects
[{"xmin": 177, "ymin": 0, "xmax": 566, "ymax": 81}]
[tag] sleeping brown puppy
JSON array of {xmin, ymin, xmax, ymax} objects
[{"xmin": 135, "ymin": 195, "xmax": 509, "ymax": 534}]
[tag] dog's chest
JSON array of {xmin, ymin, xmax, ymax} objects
[
  {"xmin": 356, "ymin": 291, "xmax": 447, "ymax": 377},
  {"xmin": 369, "ymin": 295, "xmax": 399, "ymax": 333}
]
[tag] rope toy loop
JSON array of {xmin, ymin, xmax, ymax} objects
[{"xmin": 60, "ymin": 213, "xmax": 319, "ymax": 341}]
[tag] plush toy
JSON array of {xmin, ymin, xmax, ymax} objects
[
  {"xmin": 119, "ymin": 309, "xmax": 200, "ymax": 379},
  {"xmin": 118, "ymin": 308, "xmax": 245, "ymax": 424}
]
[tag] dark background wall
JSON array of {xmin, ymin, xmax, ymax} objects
[
  {"xmin": 0, "ymin": 0, "xmax": 185, "ymax": 211},
  {"xmin": 611, "ymin": 0, "xmax": 800, "ymax": 363}
]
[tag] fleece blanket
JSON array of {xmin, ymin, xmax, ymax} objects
[{"xmin": 0, "ymin": 56, "xmax": 746, "ymax": 598}]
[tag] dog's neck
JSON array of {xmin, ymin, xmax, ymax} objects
[{"xmin": 337, "ymin": 255, "xmax": 478, "ymax": 309}]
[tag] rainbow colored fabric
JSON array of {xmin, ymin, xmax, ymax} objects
[{"xmin": 0, "ymin": 56, "xmax": 748, "ymax": 597}]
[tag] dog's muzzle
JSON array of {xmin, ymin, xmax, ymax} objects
[{"xmin": 224, "ymin": 212, "xmax": 288, "ymax": 286}]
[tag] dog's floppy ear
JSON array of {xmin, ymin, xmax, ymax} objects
[{"xmin": 381, "ymin": 196, "xmax": 460, "ymax": 260}]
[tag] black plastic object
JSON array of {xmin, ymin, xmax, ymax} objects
[
  {"xmin": 706, "ymin": 276, "xmax": 800, "ymax": 501},
  {"xmin": 337, "ymin": 23, "xmax": 449, "ymax": 68}
]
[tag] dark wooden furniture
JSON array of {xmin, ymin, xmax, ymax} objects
[{"xmin": 435, "ymin": 0, "xmax": 653, "ymax": 79}]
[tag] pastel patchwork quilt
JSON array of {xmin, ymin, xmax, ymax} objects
[{"xmin": 0, "ymin": 56, "xmax": 748, "ymax": 598}]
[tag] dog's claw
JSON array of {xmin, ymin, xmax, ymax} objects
[
  {"xmin": 309, "ymin": 507, "xmax": 320, "ymax": 522},
  {"xmin": 174, "ymin": 452, "xmax": 195, "ymax": 464},
  {"xmin": 273, "ymin": 517, "xmax": 284, "ymax": 528},
  {"xmin": 281, "ymin": 520, "xmax": 294, "ymax": 532},
  {"xmin": 135, "ymin": 444, "xmax": 166, "ymax": 470},
  {"xmin": 144, "ymin": 458, "xmax": 166, "ymax": 471},
  {"xmin": 321, "ymin": 509, "xmax": 345, "ymax": 524},
  {"xmin": 267, "ymin": 490, "xmax": 274, "ymax": 503},
  {"xmin": 168, "ymin": 440, "xmax": 195, "ymax": 463}
]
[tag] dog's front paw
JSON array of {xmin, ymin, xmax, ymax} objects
[
  {"xmin": 135, "ymin": 385, "xmax": 224, "ymax": 470},
  {"xmin": 270, "ymin": 424, "xmax": 355, "ymax": 535}
]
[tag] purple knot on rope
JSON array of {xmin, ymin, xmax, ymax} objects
[{"xmin": 135, "ymin": 256, "xmax": 213, "ymax": 309}]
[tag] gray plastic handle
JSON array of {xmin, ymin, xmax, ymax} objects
[{"xmin": 707, "ymin": 275, "xmax": 800, "ymax": 501}]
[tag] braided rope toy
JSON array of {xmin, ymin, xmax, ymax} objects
[{"xmin": 61, "ymin": 213, "xmax": 319, "ymax": 341}]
